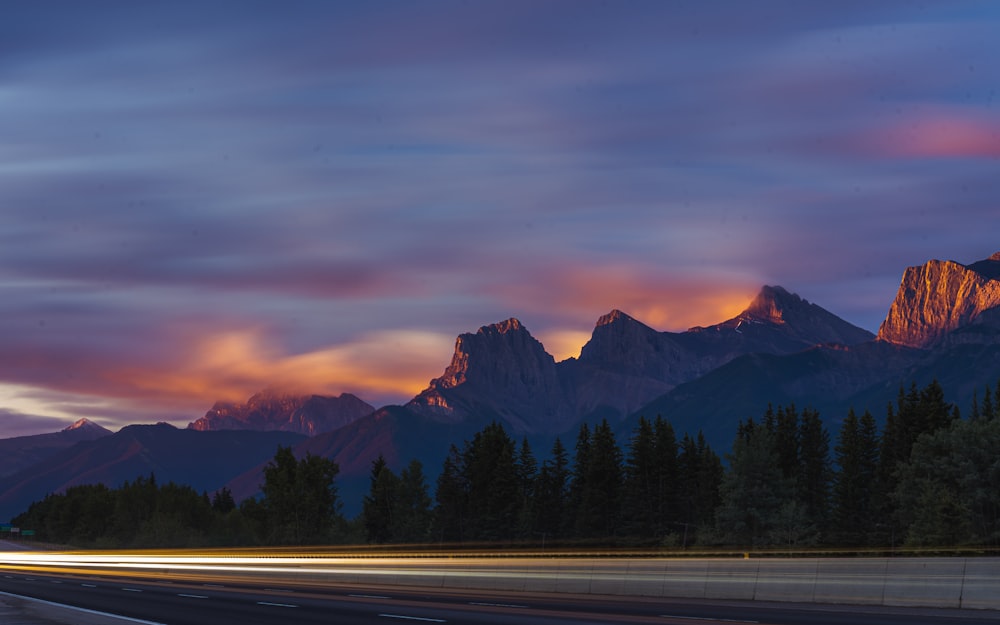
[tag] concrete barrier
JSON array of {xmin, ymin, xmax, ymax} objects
[{"xmin": 409, "ymin": 556, "xmax": 1000, "ymax": 610}]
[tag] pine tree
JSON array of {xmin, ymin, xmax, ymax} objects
[
  {"xmin": 514, "ymin": 437, "xmax": 538, "ymax": 539},
  {"xmin": 983, "ymin": 386, "xmax": 995, "ymax": 420},
  {"xmin": 394, "ymin": 459, "xmax": 432, "ymax": 543},
  {"xmin": 715, "ymin": 425, "xmax": 789, "ymax": 547},
  {"xmin": 432, "ymin": 444, "xmax": 466, "ymax": 542},
  {"xmin": 535, "ymin": 437, "xmax": 569, "ymax": 543},
  {"xmin": 568, "ymin": 422, "xmax": 592, "ymax": 531},
  {"xmin": 797, "ymin": 407, "xmax": 831, "ymax": 540},
  {"xmin": 211, "ymin": 487, "xmax": 236, "ymax": 514},
  {"xmin": 771, "ymin": 405, "xmax": 800, "ymax": 482},
  {"xmin": 653, "ymin": 416, "xmax": 680, "ymax": 537},
  {"xmin": 462, "ymin": 422, "xmax": 518, "ymax": 541},
  {"xmin": 832, "ymin": 409, "xmax": 879, "ymax": 546},
  {"xmin": 575, "ymin": 420, "xmax": 623, "ymax": 539},
  {"xmin": 918, "ymin": 379, "xmax": 954, "ymax": 433},
  {"xmin": 261, "ymin": 447, "xmax": 341, "ymax": 545},
  {"xmin": 362, "ymin": 454, "xmax": 398, "ymax": 544},
  {"xmin": 622, "ymin": 416, "xmax": 658, "ymax": 539}
]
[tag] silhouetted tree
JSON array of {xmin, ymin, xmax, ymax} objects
[{"xmin": 261, "ymin": 446, "xmax": 342, "ymax": 545}]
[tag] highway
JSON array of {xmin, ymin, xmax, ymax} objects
[{"xmin": 3, "ymin": 567, "xmax": 1000, "ymax": 625}]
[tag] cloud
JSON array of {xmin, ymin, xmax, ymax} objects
[
  {"xmin": 0, "ymin": 406, "xmax": 75, "ymax": 438},
  {"xmin": 866, "ymin": 110, "xmax": 1000, "ymax": 159}
]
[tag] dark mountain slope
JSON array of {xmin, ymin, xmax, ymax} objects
[{"xmin": 0, "ymin": 425, "xmax": 304, "ymax": 522}]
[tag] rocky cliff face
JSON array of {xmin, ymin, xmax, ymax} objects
[
  {"xmin": 187, "ymin": 389, "xmax": 374, "ymax": 436},
  {"xmin": 877, "ymin": 253, "xmax": 1000, "ymax": 348},
  {"xmin": 406, "ymin": 318, "xmax": 574, "ymax": 432}
]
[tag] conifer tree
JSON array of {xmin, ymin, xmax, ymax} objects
[
  {"xmin": 716, "ymin": 425, "xmax": 789, "ymax": 546},
  {"xmin": 797, "ymin": 407, "xmax": 831, "ymax": 539},
  {"xmin": 362, "ymin": 454, "xmax": 398, "ymax": 544},
  {"xmin": 622, "ymin": 416, "xmax": 658, "ymax": 538},
  {"xmin": 535, "ymin": 437, "xmax": 570, "ymax": 542},
  {"xmin": 983, "ymin": 386, "xmax": 995, "ymax": 420},
  {"xmin": 514, "ymin": 437, "xmax": 538, "ymax": 538},
  {"xmin": 574, "ymin": 420, "xmax": 623, "ymax": 538},
  {"xmin": 394, "ymin": 459, "xmax": 432, "ymax": 543},
  {"xmin": 462, "ymin": 422, "xmax": 518, "ymax": 541},
  {"xmin": 653, "ymin": 416, "xmax": 680, "ymax": 536},
  {"xmin": 832, "ymin": 409, "xmax": 879, "ymax": 545},
  {"xmin": 432, "ymin": 444, "xmax": 466, "ymax": 542},
  {"xmin": 260, "ymin": 447, "xmax": 342, "ymax": 545}
]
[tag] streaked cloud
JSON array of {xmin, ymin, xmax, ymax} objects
[{"xmin": 2, "ymin": 1, "xmax": 999, "ymax": 435}]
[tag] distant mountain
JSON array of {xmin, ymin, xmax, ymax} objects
[
  {"xmin": 630, "ymin": 252, "xmax": 1000, "ymax": 450},
  {"xmin": 7, "ymin": 251, "xmax": 1000, "ymax": 520},
  {"xmin": 403, "ymin": 286, "xmax": 873, "ymax": 436},
  {"xmin": 567, "ymin": 285, "xmax": 875, "ymax": 423},
  {"xmin": 0, "ymin": 418, "xmax": 112, "ymax": 478},
  {"xmin": 226, "ymin": 406, "xmax": 492, "ymax": 517},
  {"xmin": 188, "ymin": 389, "xmax": 374, "ymax": 436},
  {"xmin": 406, "ymin": 318, "xmax": 576, "ymax": 433},
  {"xmin": 878, "ymin": 252, "xmax": 1000, "ymax": 348},
  {"xmin": 0, "ymin": 424, "xmax": 304, "ymax": 522}
]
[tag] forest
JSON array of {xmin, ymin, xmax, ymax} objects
[{"xmin": 12, "ymin": 378, "xmax": 1000, "ymax": 551}]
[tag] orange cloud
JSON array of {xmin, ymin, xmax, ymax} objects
[{"xmin": 102, "ymin": 327, "xmax": 454, "ymax": 412}]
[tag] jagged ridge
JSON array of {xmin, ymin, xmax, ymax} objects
[{"xmin": 878, "ymin": 253, "xmax": 1000, "ymax": 348}]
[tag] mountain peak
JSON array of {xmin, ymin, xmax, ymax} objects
[
  {"xmin": 407, "ymin": 318, "xmax": 572, "ymax": 432},
  {"xmin": 743, "ymin": 285, "xmax": 799, "ymax": 324},
  {"xmin": 63, "ymin": 418, "xmax": 108, "ymax": 433},
  {"xmin": 188, "ymin": 390, "xmax": 374, "ymax": 435},
  {"xmin": 481, "ymin": 318, "xmax": 524, "ymax": 336},
  {"xmin": 596, "ymin": 309, "xmax": 637, "ymax": 327},
  {"xmin": 878, "ymin": 255, "xmax": 1000, "ymax": 348}
]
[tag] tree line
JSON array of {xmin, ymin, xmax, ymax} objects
[{"xmin": 14, "ymin": 378, "xmax": 1000, "ymax": 550}]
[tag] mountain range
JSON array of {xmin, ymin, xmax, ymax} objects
[{"xmin": 3, "ymin": 251, "xmax": 999, "ymax": 521}]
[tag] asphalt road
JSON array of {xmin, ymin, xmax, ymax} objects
[{"xmin": 2, "ymin": 570, "xmax": 1000, "ymax": 625}]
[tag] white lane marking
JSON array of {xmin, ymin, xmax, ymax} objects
[
  {"xmin": 350, "ymin": 593, "xmax": 391, "ymax": 599},
  {"xmin": 81, "ymin": 583, "xmax": 97, "ymax": 588},
  {"xmin": 257, "ymin": 601, "xmax": 298, "ymax": 608},
  {"xmin": 0, "ymin": 590, "xmax": 167, "ymax": 625},
  {"xmin": 50, "ymin": 580, "xmax": 62, "ymax": 584},
  {"xmin": 264, "ymin": 588, "xmax": 293, "ymax": 592},
  {"xmin": 178, "ymin": 593, "xmax": 209, "ymax": 599},
  {"xmin": 121, "ymin": 587, "xmax": 143, "ymax": 592},
  {"xmin": 660, "ymin": 616, "xmax": 759, "ymax": 624},
  {"xmin": 203, "ymin": 584, "xmax": 225, "ymax": 588},
  {"xmin": 469, "ymin": 601, "xmax": 527, "ymax": 609},
  {"xmin": 378, "ymin": 615, "xmax": 446, "ymax": 623}
]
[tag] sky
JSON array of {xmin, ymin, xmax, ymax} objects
[{"xmin": 2, "ymin": 1, "xmax": 999, "ymax": 437}]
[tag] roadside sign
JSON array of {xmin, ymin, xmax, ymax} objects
[{"xmin": 9, "ymin": 527, "xmax": 19, "ymax": 534}]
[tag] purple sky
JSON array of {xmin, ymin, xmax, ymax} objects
[{"xmin": 2, "ymin": 1, "xmax": 999, "ymax": 436}]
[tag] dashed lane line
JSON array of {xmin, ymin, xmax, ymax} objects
[{"xmin": 257, "ymin": 601, "xmax": 298, "ymax": 608}]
